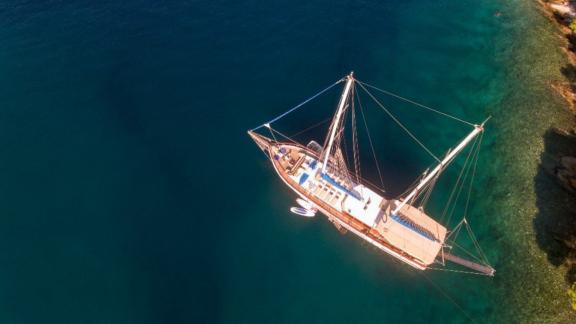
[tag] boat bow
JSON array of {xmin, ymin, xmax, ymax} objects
[{"xmin": 248, "ymin": 130, "xmax": 274, "ymax": 152}]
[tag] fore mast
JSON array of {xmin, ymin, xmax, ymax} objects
[{"xmin": 320, "ymin": 72, "xmax": 355, "ymax": 174}]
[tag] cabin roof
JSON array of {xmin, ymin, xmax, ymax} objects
[
  {"xmin": 375, "ymin": 203, "xmax": 447, "ymax": 265},
  {"xmin": 342, "ymin": 184, "xmax": 383, "ymax": 227}
]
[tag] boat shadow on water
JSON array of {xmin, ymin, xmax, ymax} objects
[{"xmin": 534, "ymin": 128, "xmax": 576, "ymax": 282}]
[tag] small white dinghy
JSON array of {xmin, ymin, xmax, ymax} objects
[
  {"xmin": 296, "ymin": 198, "xmax": 315, "ymax": 210},
  {"xmin": 290, "ymin": 206, "xmax": 316, "ymax": 217}
]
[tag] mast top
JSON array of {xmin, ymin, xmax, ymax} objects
[
  {"xmin": 477, "ymin": 115, "xmax": 491, "ymax": 130},
  {"xmin": 471, "ymin": 115, "xmax": 491, "ymax": 133}
]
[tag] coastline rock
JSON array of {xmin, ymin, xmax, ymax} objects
[
  {"xmin": 550, "ymin": 3, "xmax": 576, "ymax": 18},
  {"xmin": 543, "ymin": 153, "xmax": 576, "ymax": 194},
  {"xmin": 558, "ymin": 156, "xmax": 576, "ymax": 192}
]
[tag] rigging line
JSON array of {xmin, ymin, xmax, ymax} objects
[
  {"xmin": 269, "ymin": 127, "xmax": 298, "ymax": 145},
  {"xmin": 267, "ymin": 125, "xmax": 278, "ymax": 142},
  {"xmin": 351, "ymin": 87, "xmax": 362, "ymax": 184},
  {"xmin": 419, "ymin": 185, "xmax": 432, "ymax": 209},
  {"xmin": 465, "ymin": 219, "xmax": 491, "ymax": 266},
  {"xmin": 417, "ymin": 159, "xmax": 448, "ymax": 206},
  {"xmin": 449, "ymin": 218, "xmax": 490, "ymax": 266},
  {"xmin": 419, "ymin": 272, "xmax": 478, "ymax": 323},
  {"xmin": 444, "ymin": 136, "xmax": 480, "ymax": 227},
  {"xmin": 465, "ymin": 223, "xmax": 489, "ymax": 266},
  {"xmin": 399, "ymin": 170, "xmax": 427, "ymax": 198},
  {"xmin": 463, "ymin": 132, "xmax": 483, "ymax": 220},
  {"xmin": 358, "ymin": 174, "xmax": 388, "ymax": 195},
  {"xmin": 449, "ymin": 239, "xmax": 487, "ymax": 265},
  {"xmin": 446, "ymin": 217, "xmax": 465, "ymax": 241},
  {"xmin": 273, "ymin": 126, "xmax": 387, "ymax": 194},
  {"xmin": 356, "ymin": 82, "xmax": 441, "ymax": 162},
  {"xmin": 355, "ymin": 84, "xmax": 386, "ymax": 190},
  {"xmin": 446, "ymin": 224, "xmax": 491, "ymax": 269},
  {"xmin": 356, "ymin": 80, "xmax": 475, "ymax": 127},
  {"xmin": 452, "ymin": 142, "xmax": 481, "ymax": 239},
  {"xmin": 449, "ymin": 225, "xmax": 463, "ymax": 247},
  {"xmin": 333, "ymin": 105, "xmax": 354, "ymax": 185},
  {"xmin": 445, "ymin": 165, "xmax": 470, "ymax": 228},
  {"xmin": 322, "ymin": 99, "xmax": 349, "ymax": 162},
  {"xmin": 418, "ymin": 171, "xmax": 439, "ymax": 209},
  {"xmin": 250, "ymin": 78, "xmax": 344, "ymax": 131},
  {"xmin": 455, "ymin": 136, "xmax": 491, "ymax": 265},
  {"xmin": 413, "ymin": 160, "xmax": 446, "ymax": 209},
  {"xmin": 440, "ymin": 146, "xmax": 471, "ymax": 221},
  {"xmin": 413, "ymin": 168, "xmax": 438, "ymax": 209},
  {"xmin": 325, "ymin": 121, "xmax": 387, "ymax": 194},
  {"xmin": 440, "ymin": 135, "xmax": 478, "ymax": 224},
  {"xmin": 341, "ymin": 129, "xmax": 353, "ymax": 182},
  {"xmin": 288, "ymin": 117, "xmax": 332, "ymax": 138}
]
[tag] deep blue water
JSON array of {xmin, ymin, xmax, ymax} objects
[{"xmin": 0, "ymin": 0, "xmax": 516, "ymax": 323}]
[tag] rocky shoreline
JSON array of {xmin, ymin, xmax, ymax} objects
[
  {"xmin": 539, "ymin": 0, "xmax": 576, "ymax": 188},
  {"xmin": 537, "ymin": 0, "xmax": 576, "ymax": 310}
]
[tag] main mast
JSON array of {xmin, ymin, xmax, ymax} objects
[
  {"xmin": 321, "ymin": 72, "xmax": 355, "ymax": 174},
  {"xmin": 392, "ymin": 122, "xmax": 485, "ymax": 215}
]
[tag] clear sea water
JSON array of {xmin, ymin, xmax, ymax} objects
[{"xmin": 0, "ymin": 0, "xmax": 573, "ymax": 323}]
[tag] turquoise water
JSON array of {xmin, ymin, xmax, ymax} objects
[{"xmin": 0, "ymin": 0, "xmax": 569, "ymax": 323}]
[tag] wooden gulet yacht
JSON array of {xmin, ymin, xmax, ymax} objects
[{"xmin": 248, "ymin": 73, "xmax": 495, "ymax": 276}]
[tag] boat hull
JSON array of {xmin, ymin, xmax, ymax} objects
[{"xmin": 268, "ymin": 143, "xmax": 428, "ymax": 271}]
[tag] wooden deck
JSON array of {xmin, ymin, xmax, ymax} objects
[{"xmin": 269, "ymin": 143, "xmax": 434, "ymax": 268}]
